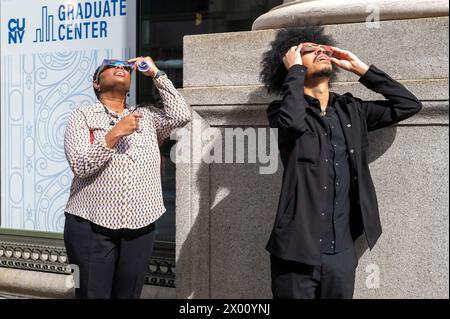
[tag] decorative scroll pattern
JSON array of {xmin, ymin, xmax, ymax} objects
[{"xmin": 1, "ymin": 48, "xmax": 131, "ymax": 232}]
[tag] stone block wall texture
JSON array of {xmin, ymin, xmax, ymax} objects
[{"xmin": 176, "ymin": 17, "xmax": 449, "ymax": 299}]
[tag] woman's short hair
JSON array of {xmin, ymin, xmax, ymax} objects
[{"xmin": 92, "ymin": 64, "xmax": 104, "ymax": 99}]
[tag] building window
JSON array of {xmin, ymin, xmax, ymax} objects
[{"xmin": 137, "ymin": 0, "xmax": 282, "ymax": 248}]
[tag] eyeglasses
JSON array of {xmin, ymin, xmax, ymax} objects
[
  {"xmin": 102, "ymin": 59, "xmax": 134, "ymax": 72},
  {"xmin": 95, "ymin": 59, "xmax": 134, "ymax": 82},
  {"xmin": 301, "ymin": 43, "xmax": 333, "ymax": 57}
]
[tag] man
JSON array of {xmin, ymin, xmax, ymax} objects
[
  {"xmin": 260, "ymin": 26, "xmax": 422, "ymax": 299},
  {"xmin": 63, "ymin": 57, "xmax": 191, "ymax": 298}
]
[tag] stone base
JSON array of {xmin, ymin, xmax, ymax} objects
[
  {"xmin": 0, "ymin": 267, "xmax": 175, "ymax": 299},
  {"xmin": 0, "ymin": 267, "xmax": 72, "ymax": 299}
]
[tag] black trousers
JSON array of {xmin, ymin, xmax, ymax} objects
[
  {"xmin": 270, "ymin": 245, "xmax": 358, "ymax": 299},
  {"xmin": 63, "ymin": 212, "xmax": 156, "ymax": 299}
]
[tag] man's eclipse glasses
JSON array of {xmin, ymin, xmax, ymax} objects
[{"xmin": 301, "ymin": 43, "xmax": 333, "ymax": 57}]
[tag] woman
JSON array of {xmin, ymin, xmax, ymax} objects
[{"xmin": 63, "ymin": 56, "xmax": 191, "ymax": 299}]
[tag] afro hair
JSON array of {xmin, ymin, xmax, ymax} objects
[{"xmin": 260, "ymin": 25, "xmax": 337, "ymax": 95}]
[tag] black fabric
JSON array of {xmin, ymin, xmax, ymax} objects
[
  {"xmin": 304, "ymin": 94, "xmax": 353, "ymax": 254},
  {"xmin": 63, "ymin": 212, "xmax": 156, "ymax": 299},
  {"xmin": 266, "ymin": 64, "xmax": 422, "ymax": 266},
  {"xmin": 270, "ymin": 245, "xmax": 358, "ymax": 299}
]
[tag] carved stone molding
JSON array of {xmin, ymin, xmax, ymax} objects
[
  {"xmin": 0, "ymin": 240, "xmax": 175, "ymax": 288},
  {"xmin": 252, "ymin": 0, "xmax": 449, "ymax": 30}
]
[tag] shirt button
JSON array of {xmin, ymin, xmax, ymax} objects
[
  {"xmin": 323, "ymin": 186, "xmax": 328, "ymax": 190},
  {"xmin": 335, "ymin": 201, "xmax": 338, "ymax": 205},
  {"xmin": 353, "ymin": 176, "xmax": 358, "ymax": 180},
  {"xmin": 350, "ymin": 149, "xmax": 355, "ymax": 154},
  {"xmin": 331, "ymin": 126, "xmax": 335, "ymax": 129},
  {"xmin": 321, "ymin": 213, "xmax": 325, "ymax": 216},
  {"xmin": 331, "ymin": 241, "xmax": 335, "ymax": 244},
  {"xmin": 347, "ymin": 124, "xmax": 352, "ymax": 127},
  {"xmin": 324, "ymin": 133, "xmax": 328, "ymax": 136},
  {"xmin": 319, "ymin": 239, "xmax": 322, "ymax": 242},
  {"xmin": 325, "ymin": 159, "xmax": 329, "ymax": 162},
  {"xmin": 335, "ymin": 162, "xmax": 339, "ymax": 166}
]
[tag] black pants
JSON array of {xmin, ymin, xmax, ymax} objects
[
  {"xmin": 63, "ymin": 212, "xmax": 156, "ymax": 299},
  {"xmin": 270, "ymin": 245, "xmax": 358, "ymax": 299}
]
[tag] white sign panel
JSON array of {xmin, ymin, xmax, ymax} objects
[{"xmin": 1, "ymin": 0, "xmax": 137, "ymax": 232}]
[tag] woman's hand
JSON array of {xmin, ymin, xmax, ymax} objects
[{"xmin": 105, "ymin": 112, "xmax": 142, "ymax": 148}]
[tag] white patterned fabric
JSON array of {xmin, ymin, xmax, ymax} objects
[{"xmin": 64, "ymin": 75, "xmax": 191, "ymax": 229}]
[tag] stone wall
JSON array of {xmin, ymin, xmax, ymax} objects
[{"xmin": 176, "ymin": 17, "xmax": 449, "ymax": 298}]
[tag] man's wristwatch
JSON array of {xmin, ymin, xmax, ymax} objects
[{"xmin": 153, "ymin": 70, "xmax": 166, "ymax": 80}]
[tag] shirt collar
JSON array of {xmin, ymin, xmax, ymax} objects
[
  {"xmin": 92, "ymin": 102, "xmax": 104, "ymax": 113},
  {"xmin": 304, "ymin": 92, "xmax": 335, "ymax": 110},
  {"xmin": 92, "ymin": 101, "xmax": 135, "ymax": 115}
]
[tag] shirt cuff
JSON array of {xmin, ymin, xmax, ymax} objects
[
  {"xmin": 100, "ymin": 136, "xmax": 117, "ymax": 153},
  {"xmin": 288, "ymin": 64, "xmax": 308, "ymax": 75},
  {"xmin": 153, "ymin": 73, "xmax": 169, "ymax": 88},
  {"xmin": 358, "ymin": 64, "xmax": 393, "ymax": 87}
]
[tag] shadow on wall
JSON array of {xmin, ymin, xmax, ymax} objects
[
  {"xmin": 176, "ymin": 117, "xmax": 283, "ymax": 298},
  {"xmin": 176, "ymin": 92, "xmax": 397, "ymax": 298},
  {"xmin": 357, "ymin": 126, "xmax": 397, "ymax": 259}
]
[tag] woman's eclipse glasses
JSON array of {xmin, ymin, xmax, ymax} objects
[{"xmin": 95, "ymin": 59, "xmax": 134, "ymax": 82}]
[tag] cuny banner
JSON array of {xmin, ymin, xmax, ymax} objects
[{"xmin": 0, "ymin": 0, "xmax": 137, "ymax": 232}]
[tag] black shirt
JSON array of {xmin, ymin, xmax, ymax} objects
[
  {"xmin": 305, "ymin": 93, "xmax": 354, "ymax": 254},
  {"xmin": 265, "ymin": 64, "xmax": 422, "ymax": 266}
]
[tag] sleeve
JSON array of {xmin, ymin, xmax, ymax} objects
[
  {"xmin": 64, "ymin": 108, "xmax": 116, "ymax": 178},
  {"xmin": 151, "ymin": 74, "xmax": 192, "ymax": 145},
  {"xmin": 357, "ymin": 64, "xmax": 423, "ymax": 131},
  {"xmin": 266, "ymin": 64, "xmax": 310, "ymax": 144}
]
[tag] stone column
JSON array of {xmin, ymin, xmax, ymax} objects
[{"xmin": 252, "ymin": 0, "xmax": 449, "ymax": 30}]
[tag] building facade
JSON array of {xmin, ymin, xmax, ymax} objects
[
  {"xmin": 0, "ymin": 0, "xmax": 282, "ymax": 298},
  {"xmin": 0, "ymin": 0, "xmax": 448, "ymax": 298}
]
